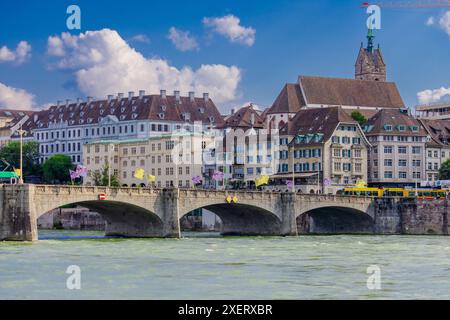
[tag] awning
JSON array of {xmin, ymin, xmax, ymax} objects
[{"xmin": 271, "ymin": 172, "xmax": 318, "ymax": 179}]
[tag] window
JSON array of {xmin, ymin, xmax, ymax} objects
[
  {"xmin": 413, "ymin": 172, "xmax": 421, "ymax": 179},
  {"xmin": 384, "ymin": 159, "xmax": 393, "ymax": 167},
  {"xmin": 412, "ymin": 160, "xmax": 421, "ymax": 167},
  {"xmin": 399, "ymin": 172, "xmax": 407, "ymax": 179},
  {"xmin": 398, "ymin": 146, "xmax": 407, "ymax": 154},
  {"xmin": 412, "ymin": 147, "xmax": 422, "ymax": 154},
  {"xmin": 399, "ymin": 159, "xmax": 407, "ymax": 167},
  {"xmin": 384, "ymin": 171, "xmax": 393, "ymax": 179},
  {"xmin": 384, "ymin": 146, "xmax": 393, "ymax": 154}
]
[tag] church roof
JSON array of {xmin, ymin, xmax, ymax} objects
[
  {"xmin": 266, "ymin": 83, "xmax": 305, "ymax": 115},
  {"xmin": 299, "ymin": 76, "xmax": 405, "ymax": 109}
]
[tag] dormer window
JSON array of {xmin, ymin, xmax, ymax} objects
[
  {"xmin": 384, "ymin": 124, "xmax": 393, "ymax": 131},
  {"xmin": 120, "ymin": 115, "xmax": 126, "ymax": 120},
  {"xmin": 80, "ymin": 112, "xmax": 84, "ymax": 117},
  {"xmin": 198, "ymin": 107, "xmax": 205, "ymax": 113},
  {"xmin": 209, "ymin": 116, "xmax": 215, "ymax": 123},
  {"xmin": 87, "ymin": 118, "xmax": 93, "ymax": 123},
  {"xmin": 160, "ymin": 105, "xmax": 166, "ymax": 112},
  {"xmin": 410, "ymin": 125, "xmax": 419, "ymax": 132},
  {"xmin": 70, "ymin": 120, "xmax": 75, "ymax": 125},
  {"xmin": 158, "ymin": 113, "xmax": 165, "ymax": 119},
  {"xmin": 397, "ymin": 125, "xmax": 406, "ymax": 131},
  {"xmin": 100, "ymin": 109, "xmax": 104, "ymax": 115},
  {"xmin": 132, "ymin": 106, "xmax": 137, "ymax": 112},
  {"xmin": 70, "ymin": 112, "xmax": 75, "ymax": 118},
  {"xmin": 98, "ymin": 117, "xmax": 102, "ymax": 123},
  {"xmin": 110, "ymin": 109, "xmax": 115, "ymax": 114},
  {"xmin": 121, "ymin": 107, "xmax": 125, "ymax": 113},
  {"xmin": 121, "ymin": 101, "xmax": 125, "ymax": 106},
  {"xmin": 79, "ymin": 119, "xmax": 84, "ymax": 124},
  {"xmin": 99, "ymin": 103, "xmax": 103, "ymax": 108}
]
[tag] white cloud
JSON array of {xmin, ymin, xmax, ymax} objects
[
  {"xmin": 426, "ymin": 16, "xmax": 435, "ymax": 26},
  {"xmin": 203, "ymin": 15, "xmax": 256, "ymax": 46},
  {"xmin": 168, "ymin": 27, "xmax": 199, "ymax": 51},
  {"xmin": 0, "ymin": 41, "xmax": 31, "ymax": 64},
  {"xmin": 128, "ymin": 34, "xmax": 151, "ymax": 44},
  {"xmin": 417, "ymin": 87, "xmax": 450, "ymax": 105},
  {"xmin": 47, "ymin": 29, "xmax": 241, "ymax": 105},
  {"xmin": 439, "ymin": 11, "xmax": 450, "ymax": 36},
  {"xmin": 0, "ymin": 82, "xmax": 35, "ymax": 110}
]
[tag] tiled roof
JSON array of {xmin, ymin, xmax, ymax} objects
[
  {"xmin": 280, "ymin": 107, "xmax": 357, "ymax": 146},
  {"xmin": 299, "ymin": 76, "xmax": 405, "ymax": 109},
  {"xmin": 420, "ymin": 119, "xmax": 450, "ymax": 147},
  {"xmin": 266, "ymin": 84, "xmax": 305, "ymax": 115},
  {"xmin": 364, "ymin": 109, "xmax": 427, "ymax": 136},
  {"xmin": 217, "ymin": 104, "xmax": 265, "ymax": 129},
  {"xmin": 27, "ymin": 93, "xmax": 224, "ymax": 131}
]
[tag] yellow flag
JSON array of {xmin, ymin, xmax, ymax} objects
[
  {"xmin": 134, "ymin": 168, "xmax": 145, "ymax": 180},
  {"xmin": 14, "ymin": 169, "xmax": 21, "ymax": 177},
  {"xmin": 255, "ymin": 175, "xmax": 270, "ymax": 187},
  {"xmin": 147, "ymin": 175, "xmax": 156, "ymax": 183},
  {"xmin": 356, "ymin": 179, "xmax": 366, "ymax": 188}
]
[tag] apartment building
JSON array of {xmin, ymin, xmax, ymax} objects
[
  {"xmin": 26, "ymin": 90, "xmax": 222, "ymax": 164},
  {"xmin": 83, "ymin": 131, "xmax": 216, "ymax": 188},
  {"xmin": 364, "ymin": 109, "xmax": 428, "ymax": 187},
  {"xmin": 419, "ymin": 119, "xmax": 450, "ymax": 182},
  {"xmin": 275, "ymin": 107, "xmax": 370, "ymax": 194},
  {"xmin": 416, "ymin": 101, "xmax": 450, "ymax": 120}
]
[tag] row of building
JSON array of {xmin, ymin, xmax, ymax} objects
[{"xmin": 1, "ymin": 29, "xmax": 450, "ymax": 193}]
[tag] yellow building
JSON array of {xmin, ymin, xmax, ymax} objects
[{"xmin": 83, "ymin": 132, "xmax": 216, "ymax": 188}]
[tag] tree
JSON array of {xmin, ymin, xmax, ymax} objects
[
  {"xmin": 42, "ymin": 154, "xmax": 74, "ymax": 184},
  {"xmin": 439, "ymin": 158, "xmax": 450, "ymax": 180},
  {"xmin": 351, "ymin": 111, "xmax": 367, "ymax": 126},
  {"xmin": 90, "ymin": 163, "xmax": 120, "ymax": 187},
  {"xmin": 0, "ymin": 141, "xmax": 42, "ymax": 177}
]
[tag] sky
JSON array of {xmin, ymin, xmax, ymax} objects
[{"xmin": 0, "ymin": 0, "xmax": 449, "ymax": 113}]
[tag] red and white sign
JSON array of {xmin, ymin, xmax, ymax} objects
[{"xmin": 98, "ymin": 193, "xmax": 106, "ymax": 201}]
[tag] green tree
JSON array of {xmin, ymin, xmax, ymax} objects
[
  {"xmin": 90, "ymin": 163, "xmax": 120, "ymax": 187},
  {"xmin": 42, "ymin": 154, "xmax": 74, "ymax": 184},
  {"xmin": 351, "ymin": 111, "xmax": 367, "ymax": 126},
  {"xmin": 0, "ymin": 141, "xmax": 42, "ymax": 177},
  {"xmin": 439, "ymin": 158, "xmax": 450, "ymax": 180}
]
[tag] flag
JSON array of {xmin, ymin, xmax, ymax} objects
[
  {"xmin": 355, "ymin": 179, "xmax": 366, "ymax": 188},
  {"xmin": 147, "ymin": 175, "xmax": 156, "ymax": 183},
  {"xmin": 134, "ymin": 168, "xmax": 145, "ymax": 180},
  {"xmin": 192, "ymin": 176, "xmax": 202, "ymax": 185},
  {"xmin": 76, "ymin": 165, "xmax": 88, "ymax": 178},
  {"xmin": 14, "ymin": 169, "xmax": 21, "ymax": 177},
  {"xmin": 286, "ymin": 180, "xmax": 294, "ymax": 189},
  {"xmin": 255, "ymin": 175, "xmax": 270, "ymax": 187},
  {"xmin": 212, "ymin": 171, "xmax": 224, "ymax": 181},
  {"xmin": 69, "ymin": 170, "xmax": 78, "ymax": 180}
]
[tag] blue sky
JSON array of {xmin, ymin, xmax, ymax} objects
[{"xmin": 0, "ymin": 0, "xmax": 449, "ymax": 112}]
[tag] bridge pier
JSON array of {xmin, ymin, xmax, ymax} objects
[
  {"xmin": 0, "ymin": 184, "xmax": 37, "ymax": 241},
  {"xmin": 162, "ymin": 188, "xmax": 181, "ymax": 238},
  {"xmin": 279, "ymin": 192, "xmax": 298, "ymax": 236}
]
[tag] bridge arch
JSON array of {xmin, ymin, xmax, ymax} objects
[
  {"xmin": 178, "ymin": 190, "xmax": 283, "ymax": 236},
  {"xmin": 296, "ymin": 206, "xmax": 375, "ymax": 234}
]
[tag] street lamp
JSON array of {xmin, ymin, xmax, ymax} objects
[{"xmin": 17, "ymin": 125, "xmax": 26, "ymax": 184}]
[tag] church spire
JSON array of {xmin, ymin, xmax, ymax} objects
[{"xmin": 367, "ymin": 27, "xmax": 374, "ymax": 53}]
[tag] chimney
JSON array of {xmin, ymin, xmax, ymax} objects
[
  {"xmin": 251, "ymin": 113, "xmax": 255, "ymax": 126},
  {"xmin": 65, "ymin": 99, "xmax": 71, "ymax": 107},
  {"xmin": 160, "ymin": 90, "xmax": 166, "ymax": 99},
  {"xmin": 107, "ymin": 95, "xmax": 114, "ymax": 103},
  {"xmin": 189, "ymin": 91, "xmax": 195, "ymax": 103},
  {"xmin": 87, "ymin": 96, "xmax": 93, "ymax": 103},
  {"xmin": 174, "ymin": 90, "xmax": 181, "ymax": 103},
  {"xmin": 128, "ymin": 91, "xmax": 134, "ymax": 99},
  {"xmin": 231, "ymin": 108, "xmax": 235, "ymax": 115},
  {"xmin": 117, "ymin": 93, "xmax": 124, "ymax": 100},
  {"xmin": 203, "ymin": 93, "xmax": 209, "ymax": 103},
  {"xmin": 33, "ymin": 114, "xmax": 38, "ymax": 123},
  {"xmin": 139, "ymin": 90, "xmax": 145, "ymax": 99}
]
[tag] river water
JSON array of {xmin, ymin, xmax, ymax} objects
[{"xmin": 0, "ymin": 230, "xmax": 449, "ymax": 300}]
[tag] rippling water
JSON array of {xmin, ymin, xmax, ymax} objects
[{"xmin": 1, "ymin": 230, "xmax": 449, "ymax": 300}]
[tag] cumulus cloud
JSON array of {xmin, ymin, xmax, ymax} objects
[
  {"xmin": 46, "ymin": 29, "xmax": 241, "ymax": 105},
  {"xmin": 0, "ymin": 41, "xmax": 31, "ymax": 65},
  {"xmin": 0, "ymin": 82, "xmax": 35, "ymax": 110},
  {"xmin": 203, "ymin": 15, "xmax": 256, "ymax": 46},
  {"xmin": 426, "ymin": 16, "xmax": 435, "ymax": 26},
  {"xmin": 417, "ymin": 87, "xmax": 450, "ymax": 105},
  {"xmin": 439, "ymin": 11, "xmax": 450, "ymax": 36},
  {"xmin": 128, "ymin": 34, "xmax": 151, "ymax": 44},
  {"xmin": 168, "ymin": 27, "xmax": 199, "ymax": 52}
]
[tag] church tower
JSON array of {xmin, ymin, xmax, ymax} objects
[{"xmin": 355, "ymin": 28, "xmax": 386, "ymax": 81}]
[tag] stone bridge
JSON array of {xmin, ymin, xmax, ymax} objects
[{"xmin": 0, "ymin": 184, "xmax": 376, "ymax": 241}]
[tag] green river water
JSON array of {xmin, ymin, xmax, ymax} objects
[{"xmin": 0, "ymin": 230, "xmax": 449, "ymax": 299}]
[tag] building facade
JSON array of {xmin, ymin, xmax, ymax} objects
[
  {"xmin": 364, "ymin": 109, "xmax": 428, "ymax": 187},
  {"xmin": 83, "ymin": 131, "xmax": 216, "ymax": 188}
]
